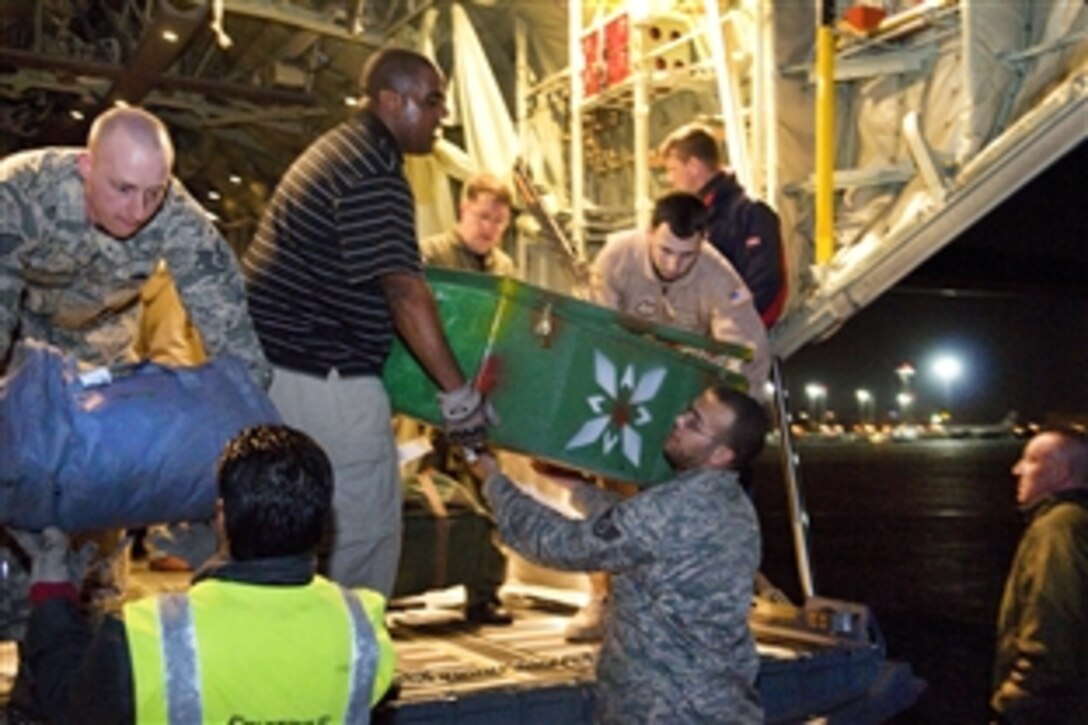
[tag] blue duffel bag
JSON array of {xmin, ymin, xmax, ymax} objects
[{"xmin": 0, "ymin": 339, "xmax": 281, "ymax": 531}]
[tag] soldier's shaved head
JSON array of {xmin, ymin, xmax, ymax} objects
[
  {"xmin": 79, "ymin": 106, "xmax": 174, "ymax": 240},
  {"xmin": 88, "ymin": 107, "xmax": 175, "ymax": 170}
]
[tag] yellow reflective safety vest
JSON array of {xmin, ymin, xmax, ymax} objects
[{"xmin": 124, "ymin": 575, "xmax": 395, "ymax": 723}]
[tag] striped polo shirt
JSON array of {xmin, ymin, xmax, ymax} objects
[{"xmin": 243, "ymin": 111, "xmax": 422, "ymax": 376}]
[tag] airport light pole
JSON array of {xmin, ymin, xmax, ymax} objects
[
  {"xmin": 896, "ymin": 362, "xmax": 915, "ymax": 394},
  {"xmin": 897, "ymin": 391, "xmax": 914, "ymax": 423},
  {"xmin": 806, "ymin": 383, "xmax": 827, "ymax": 428},
  {"xmin": 855, "ymin": 388, "xmax": 872, "ymax": 424}
]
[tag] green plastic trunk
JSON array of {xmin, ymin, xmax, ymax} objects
[{"xmin": 384, "ymin": 269, "xmax": 751, "ymax": 486}]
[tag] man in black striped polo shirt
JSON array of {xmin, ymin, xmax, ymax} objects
[{"xmin": 243, "ymin": 48, "xmax": 491, "ymax": 598}]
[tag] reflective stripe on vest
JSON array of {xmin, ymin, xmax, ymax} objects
[
  {"xmin": 133, "ymin": 579, "xmax": 379, "ymax": 721},
  {"xmin": 157, "ymin": 594, "xmax": 202, "ymax": 722},
  {"xmin": 340, "ymin": 586, "xmax": 378, "ymax": 723}
]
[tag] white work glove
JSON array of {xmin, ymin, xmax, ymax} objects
[
  {"xmin": 438, "ymin": 383, "xmax": 499, "ymax": 449},
  {"xmin": 7, "ymin": 527, "xmax": 97, "ymax": 585}
]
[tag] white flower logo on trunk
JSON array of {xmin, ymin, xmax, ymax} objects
[{"xmin": 565, "ymin": 350, "xmax": 667, "ymax": 467}]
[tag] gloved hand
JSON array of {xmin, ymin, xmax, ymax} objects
[
  {"xmin": 438, "ymin": 383, "xmax": 499, "ymax": 449},
  {"xmin": 7, "ymin": 527, "xmax": 97, "ymax": 585}
]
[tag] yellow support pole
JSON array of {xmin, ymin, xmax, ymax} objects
[{"xmin": 815, "ymin": 3, "xmax": 836, "ymax": 265}]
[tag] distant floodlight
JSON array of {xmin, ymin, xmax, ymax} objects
[
  {"xmin": 856, "ymin": 389, "xmax": 873, "ymax": 424},
  {"xmin": 932, "ymin": 355, "xmax": 963, "ymax": 383},
  {"xmin": 932, "ymin": 354, "xmax": 964, "ymax": 415},
  {"xmin": 805, "ymin": 383, "xmax": 827, "ymax": 425}
]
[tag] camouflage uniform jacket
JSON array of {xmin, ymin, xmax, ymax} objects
[
  {"xmin": 420, "ymin": 230, "xmax": 517, "ymax": 276},
  {"xmin": 484, "ymin": 468, "xmax": 763, "ymax": 724},
  {"xmin": 0, "ymin": 149, "xmax": 270, "ymax": 387}
]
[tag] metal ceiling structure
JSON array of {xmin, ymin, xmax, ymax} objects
[
  {"xmin": 0, "ymin": 0, "xmax": 535, "ymax": 246},
  {"xmin": 2, "ymin": 1, "xmax": 1084, "ymax": 353}
]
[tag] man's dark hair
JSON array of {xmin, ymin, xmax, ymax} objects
[
  {"xmin": 361, "ymin": 47, "xmax": 439, "ymax": 98},
  {"xmin": 651, "ymin": 191, "xmax": 709, "ymax": 239},
  {"xmin": 216, "ymin": 425, "xmax": 333, "ymax": 561},
  {"xmin": 710, "ymin": 385, "xmax": 768, "ymax": 469},
  {"xmin": 660, "ymin": 123, "xmax": 722, "ymax": 167}
]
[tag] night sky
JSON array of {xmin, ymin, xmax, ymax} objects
[{"xmin": 780, "ymin": 142, "xmax": 1086, "ymax": 425}]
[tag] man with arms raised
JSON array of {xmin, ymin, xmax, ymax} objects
[{"xmin": 474, "ymin": 386, "xmax": 767, "ymax": 723}]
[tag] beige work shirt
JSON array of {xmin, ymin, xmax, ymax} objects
[{"xmin": 590, "ymin": 229, "xmax": 770, "ymax": 397}]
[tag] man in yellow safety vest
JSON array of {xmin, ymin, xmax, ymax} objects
[{"xmin": 8, "ymin": 424, "xmax": 395, "ymax": 722}]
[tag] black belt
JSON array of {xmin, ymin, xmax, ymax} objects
[{"xmin": 273, "ymin": 358, "xmax": 380, "ymax": 379}]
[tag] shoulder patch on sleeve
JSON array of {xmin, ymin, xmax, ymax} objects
[{"xmin": 592, "ymin": 509, "xmax": 623, "ymax": 542}]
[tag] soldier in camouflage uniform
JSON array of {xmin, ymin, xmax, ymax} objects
[
  {"xmin": 0, "ymin": 106, "xmax": 269, "ymax": 386},
  {"xmin": 476, "ymin": 385, "xmax": 767, "ymax": 723},
  {"xmin": 0, "ymin": 107, "xmax": 269, "ymax": 604}
]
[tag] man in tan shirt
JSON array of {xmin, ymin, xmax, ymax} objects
[
  {"xmin": 416, "ymin": 172, "xmax": 517, "ymax": 625},
  {"xmin": 590, "ymin": 191, "xmax": 769, "ymax": 398},
  {"xmin": 421, "ymin": 173, "xmax": 516, "ymax": 276}
]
